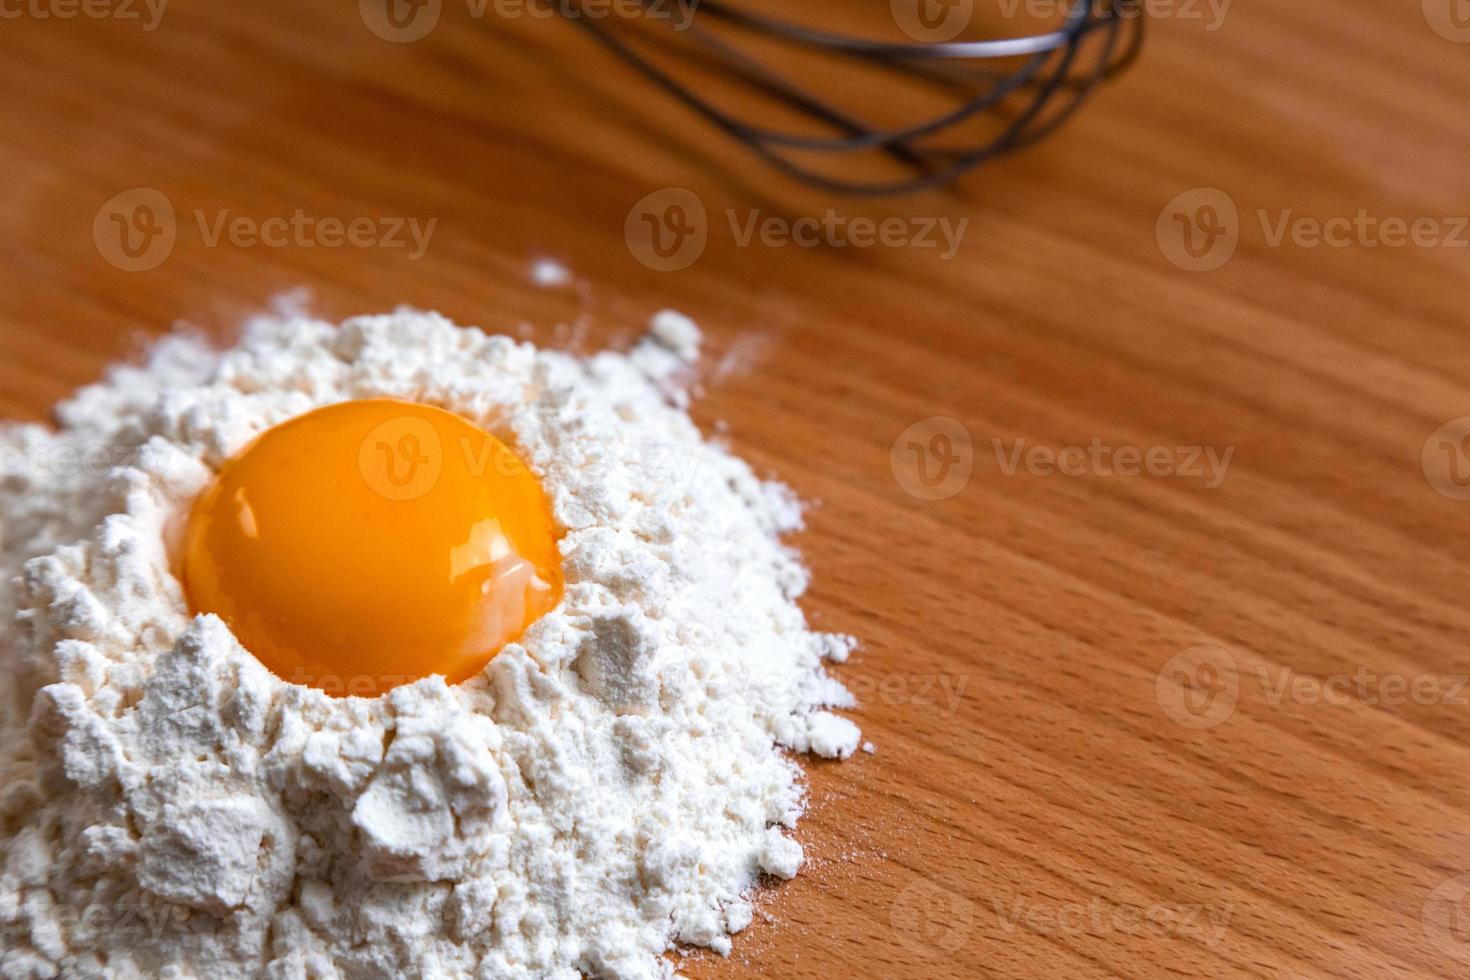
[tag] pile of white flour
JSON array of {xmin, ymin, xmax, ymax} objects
[{"xmin": 0, "ymin": 309, "xmax": 860, "ymax": 979}]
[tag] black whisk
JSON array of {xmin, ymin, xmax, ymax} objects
[{"xmin": 560, "ymin": 0, "xmax": 1144, "ymax": 196}]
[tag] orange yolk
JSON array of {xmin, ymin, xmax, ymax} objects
[{"xmin": 182, "ymin": 399, "xmax": 563, "ymax": 697}]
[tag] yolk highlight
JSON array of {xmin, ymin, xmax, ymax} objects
[{"xmin": 182, "ymin": 399, "xmax": 563, "ymax": 697}]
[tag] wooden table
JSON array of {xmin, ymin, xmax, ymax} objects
[{"xmin": 3, "ymin": 1, "xmax": 1468, "ymax": 977}]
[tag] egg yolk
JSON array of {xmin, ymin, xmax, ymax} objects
[{"xmin": 182, "ymin": 399, "xmax": 563, "ymax": 697}]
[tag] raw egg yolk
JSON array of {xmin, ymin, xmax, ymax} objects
[{"xmin": 182, "ymin": 399, "xmax": 563, "ymax": 697}]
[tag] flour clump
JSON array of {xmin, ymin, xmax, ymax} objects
[{"xmin": 0, "ymin": 309, "xmax": 860, "ymax": 979}]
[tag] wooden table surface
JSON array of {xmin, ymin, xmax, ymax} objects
[{"xmin": 3, "ymin": 1, "xmax": 1469, "ymax": 977}]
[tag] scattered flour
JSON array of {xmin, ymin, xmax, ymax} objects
[
  {"xmin": 0, "ymin": 309, "xmax": 860, "ymax": 979},
  {"xmin": 529, "ymin": 259, "xmax": 572, "ymax": 289}
]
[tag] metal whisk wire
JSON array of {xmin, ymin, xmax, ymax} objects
[{"xmin": 561, "ymin": 0, "xmax": 1144, "ymax": 195}]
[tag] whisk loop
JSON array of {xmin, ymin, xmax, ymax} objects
[{"xmin": 559, "ymin": 0, "xmax": 1144, "ymax": 195}]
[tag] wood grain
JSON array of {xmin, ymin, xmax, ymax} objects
[{"xmin": 2, "ymin": 1, "xmax": 1469, "ymax": 977}]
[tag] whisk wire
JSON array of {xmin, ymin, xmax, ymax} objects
[{"xmin": 559, "ymin": 0, "xmax": 1143, "ymax": 195}]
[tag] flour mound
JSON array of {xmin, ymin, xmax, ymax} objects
[{"xmin": 0, "ymin": 310, "xmax": 859, "ymax": 980}]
